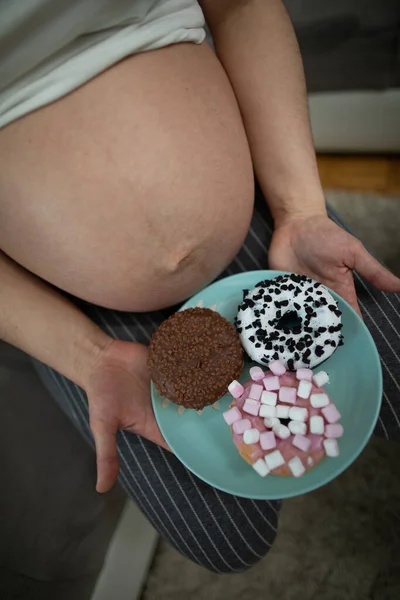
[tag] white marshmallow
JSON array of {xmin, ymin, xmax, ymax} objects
[
  {"xmin": 243, "ymin": 428, "xmax": 260, "ymax": 445},
  {"xmin": 323, "ymin": 438, "xmax": 340, "ymax": 457},
  {"xmin": 249, "ymin": 366, "xmax": 265, "ymax": 381},
  {"xmin": 289, "ymin": 406, "xmax": 308, "ymax": 422},
  {"xmin": 264, "ymin": 450, "xmax": 285, "ymax": 470},
  {"xmin": 264, "ymin": 417, "xmax": 280, "ymax": 428},
  {"xmin": 313, "ymin": 370, "xmax": 330, "ymax": 388},
  {"xmin": 307, "ymin": 457, "xmax": 314, "ymax": 466},
  {"xmin": 259, "ymin": 404, "xmax": 277, "ymax": 418},
  {"xmin": 252, "ymin": 458, "xmax": 270, "ymax": 477},
  {"xmin": 288, "ymin": 420, "xmax": 307, "ymax": 435},
  {"xmin": 309, "ymin": 415, "xmax": 325, "ymax": 434},
  {"xmin": 276, "ymin": 404, "xmax": 290, "ymax": 419},
  {"xmin": 288, "ymin": 456, "xmax": 306, "ymax": 478},
  {"xmin": 261, "ymin": 390, "xmax": 278, "ymax": 406},
  {"xmin": 310, "ymin": 393, "xmax": 330, "ymax": 408},
  {"xmin": 273, "ymin": 423, "xmax": 291, "ymax": 440},
  {"xmin": 297, "ymin": 380, "xmax": 312, "ymax": 399}
]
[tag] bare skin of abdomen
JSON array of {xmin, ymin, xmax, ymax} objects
[{"xmin": 0, "ymin": 42, "xmax": 254, "ymax": 311}]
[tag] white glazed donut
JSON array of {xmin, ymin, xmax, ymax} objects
[{"xmin": 235, "ymin": 274, "xmax": 343, "ymax": 370}]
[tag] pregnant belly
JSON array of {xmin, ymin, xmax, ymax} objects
[
  {"xmin": 0, "ymin": 43, "xmax": 255, "ymax": 311},
  {"xmin": 121, "ymin": 190, "xmax": 254, "ymax": 311}
]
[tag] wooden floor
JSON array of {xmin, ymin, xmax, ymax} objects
[{"xmin": 317, "ymin": 155, "xmax": 400, "ymax": 195}]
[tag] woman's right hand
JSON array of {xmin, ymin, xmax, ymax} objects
[{"xmin": 85, "ymin": 339, "xmax": 169, "ymax": 493}]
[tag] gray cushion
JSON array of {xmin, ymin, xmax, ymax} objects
[{"xmin": 0, "ymin": 342, "xmax": 125, "ymax": 582}]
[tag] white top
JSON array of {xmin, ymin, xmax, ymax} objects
[{"xmin": 0, "ymin": 0, "xmax": 205, "ymax": 128}]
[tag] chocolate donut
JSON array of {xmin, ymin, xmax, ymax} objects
[
  {"xmin": 235, "ymin": 274, "xmax": 343, "ymax": 370},
  {"xmin": 149, "ymin": 307, "xmax": 243, "ymax": 409}
]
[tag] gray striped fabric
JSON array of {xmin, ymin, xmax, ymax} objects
[{"xmin": 34, "ymin": 186, "xmax": 400, "ymax": 572}]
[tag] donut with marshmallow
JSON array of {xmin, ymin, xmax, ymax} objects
[{"xmin": 223, "ymin": 362, "xmax": 343, "ymax": 478}]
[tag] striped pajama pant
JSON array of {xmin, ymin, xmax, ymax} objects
[{"xmin": 34, "ymin": 186, "xmax": 400, "ymax": 574}]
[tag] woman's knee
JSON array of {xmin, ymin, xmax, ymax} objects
[{"xmin": 173, "ymin": 497, "xmax": 281, "ymax": 574}]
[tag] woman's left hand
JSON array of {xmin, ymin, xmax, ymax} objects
[{"xmin": 268, "ymin": 214, "xmax": 400, "ymax": 315}]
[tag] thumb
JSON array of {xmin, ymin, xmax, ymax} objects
[
  {"xmin": 134, "ymin": 405, "xmax": 171, "ymax": 453},
  {"xmin": 90, "ymin": 415, "xmax": 119, "ymax": 493},
  {"xmin": 353, "ymin": 242, "xmax": 400, "ymax": 292}
]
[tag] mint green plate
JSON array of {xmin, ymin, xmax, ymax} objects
[{"xmin": 151, "ymin": 271, "xmax": 382, "ymax": 499}]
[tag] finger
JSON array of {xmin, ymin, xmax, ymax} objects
[
  {"xmin": 354, "ymin": 243, "xmax": 400, "ymax": 292},
  {"xmin": 90, "ymin": 417, "xmax": 119, "ymax": 493},
  {"xmin": 131, "ymin": 409, "xmax": 172, "ymax": 453}
]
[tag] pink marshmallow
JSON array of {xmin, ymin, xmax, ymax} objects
[
  {"xmin": 268, "ymin": 360, "xmax": 286, "ymax": 376},
  {"xmin": 263, "ymin": 376, "xmax": 280, "ymax": 391},
  {"xmin": 227, "ymin": 380, "xmax": 244, "ymax": 399},
  {"xmin": 223, "ymin": 406, "xmax": 242, "ymax": 426},
  {"xmin": 249, "ymin": 366, "xmax": 265, "ymax": 382},
  {"xmin": 279, "ymin": 386, "xmax": 297, "ymax": 405},
  {"xmin": 296, "ymin": 368, "xmax": 313, "ymax": 381},
  {"xmin": 233, "ymin": 418, "xmax": 252, "ymax": 434},
  {"xmin": 292, "ymin": 434, "xmax": 312, "ymax": 453},
  {"xmin": 325, "ymin": 423, "xmax": 344, "ymax": 438},
  {"xmin": 243, "ymin": 398, "xmax": 260, "ymax": 416},
  {"xmin": 321, "ymin": 403, "xmax": 341, "ymax": 424},
  {"xmin": 248, "ymin": 383, "xmax": 263, "ymax": 401},
  {"xmin": 260, "ymin": 431, "xmax": 277, "ymax": 451}
]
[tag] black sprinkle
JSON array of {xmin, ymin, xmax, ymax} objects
[
  {"xmin": 249, "ymin": 336, "xmax": 255, "ymax": 343},
  {"xmin": 315, "ymin": 345, "xmax": 324, "ymax": 358}
]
